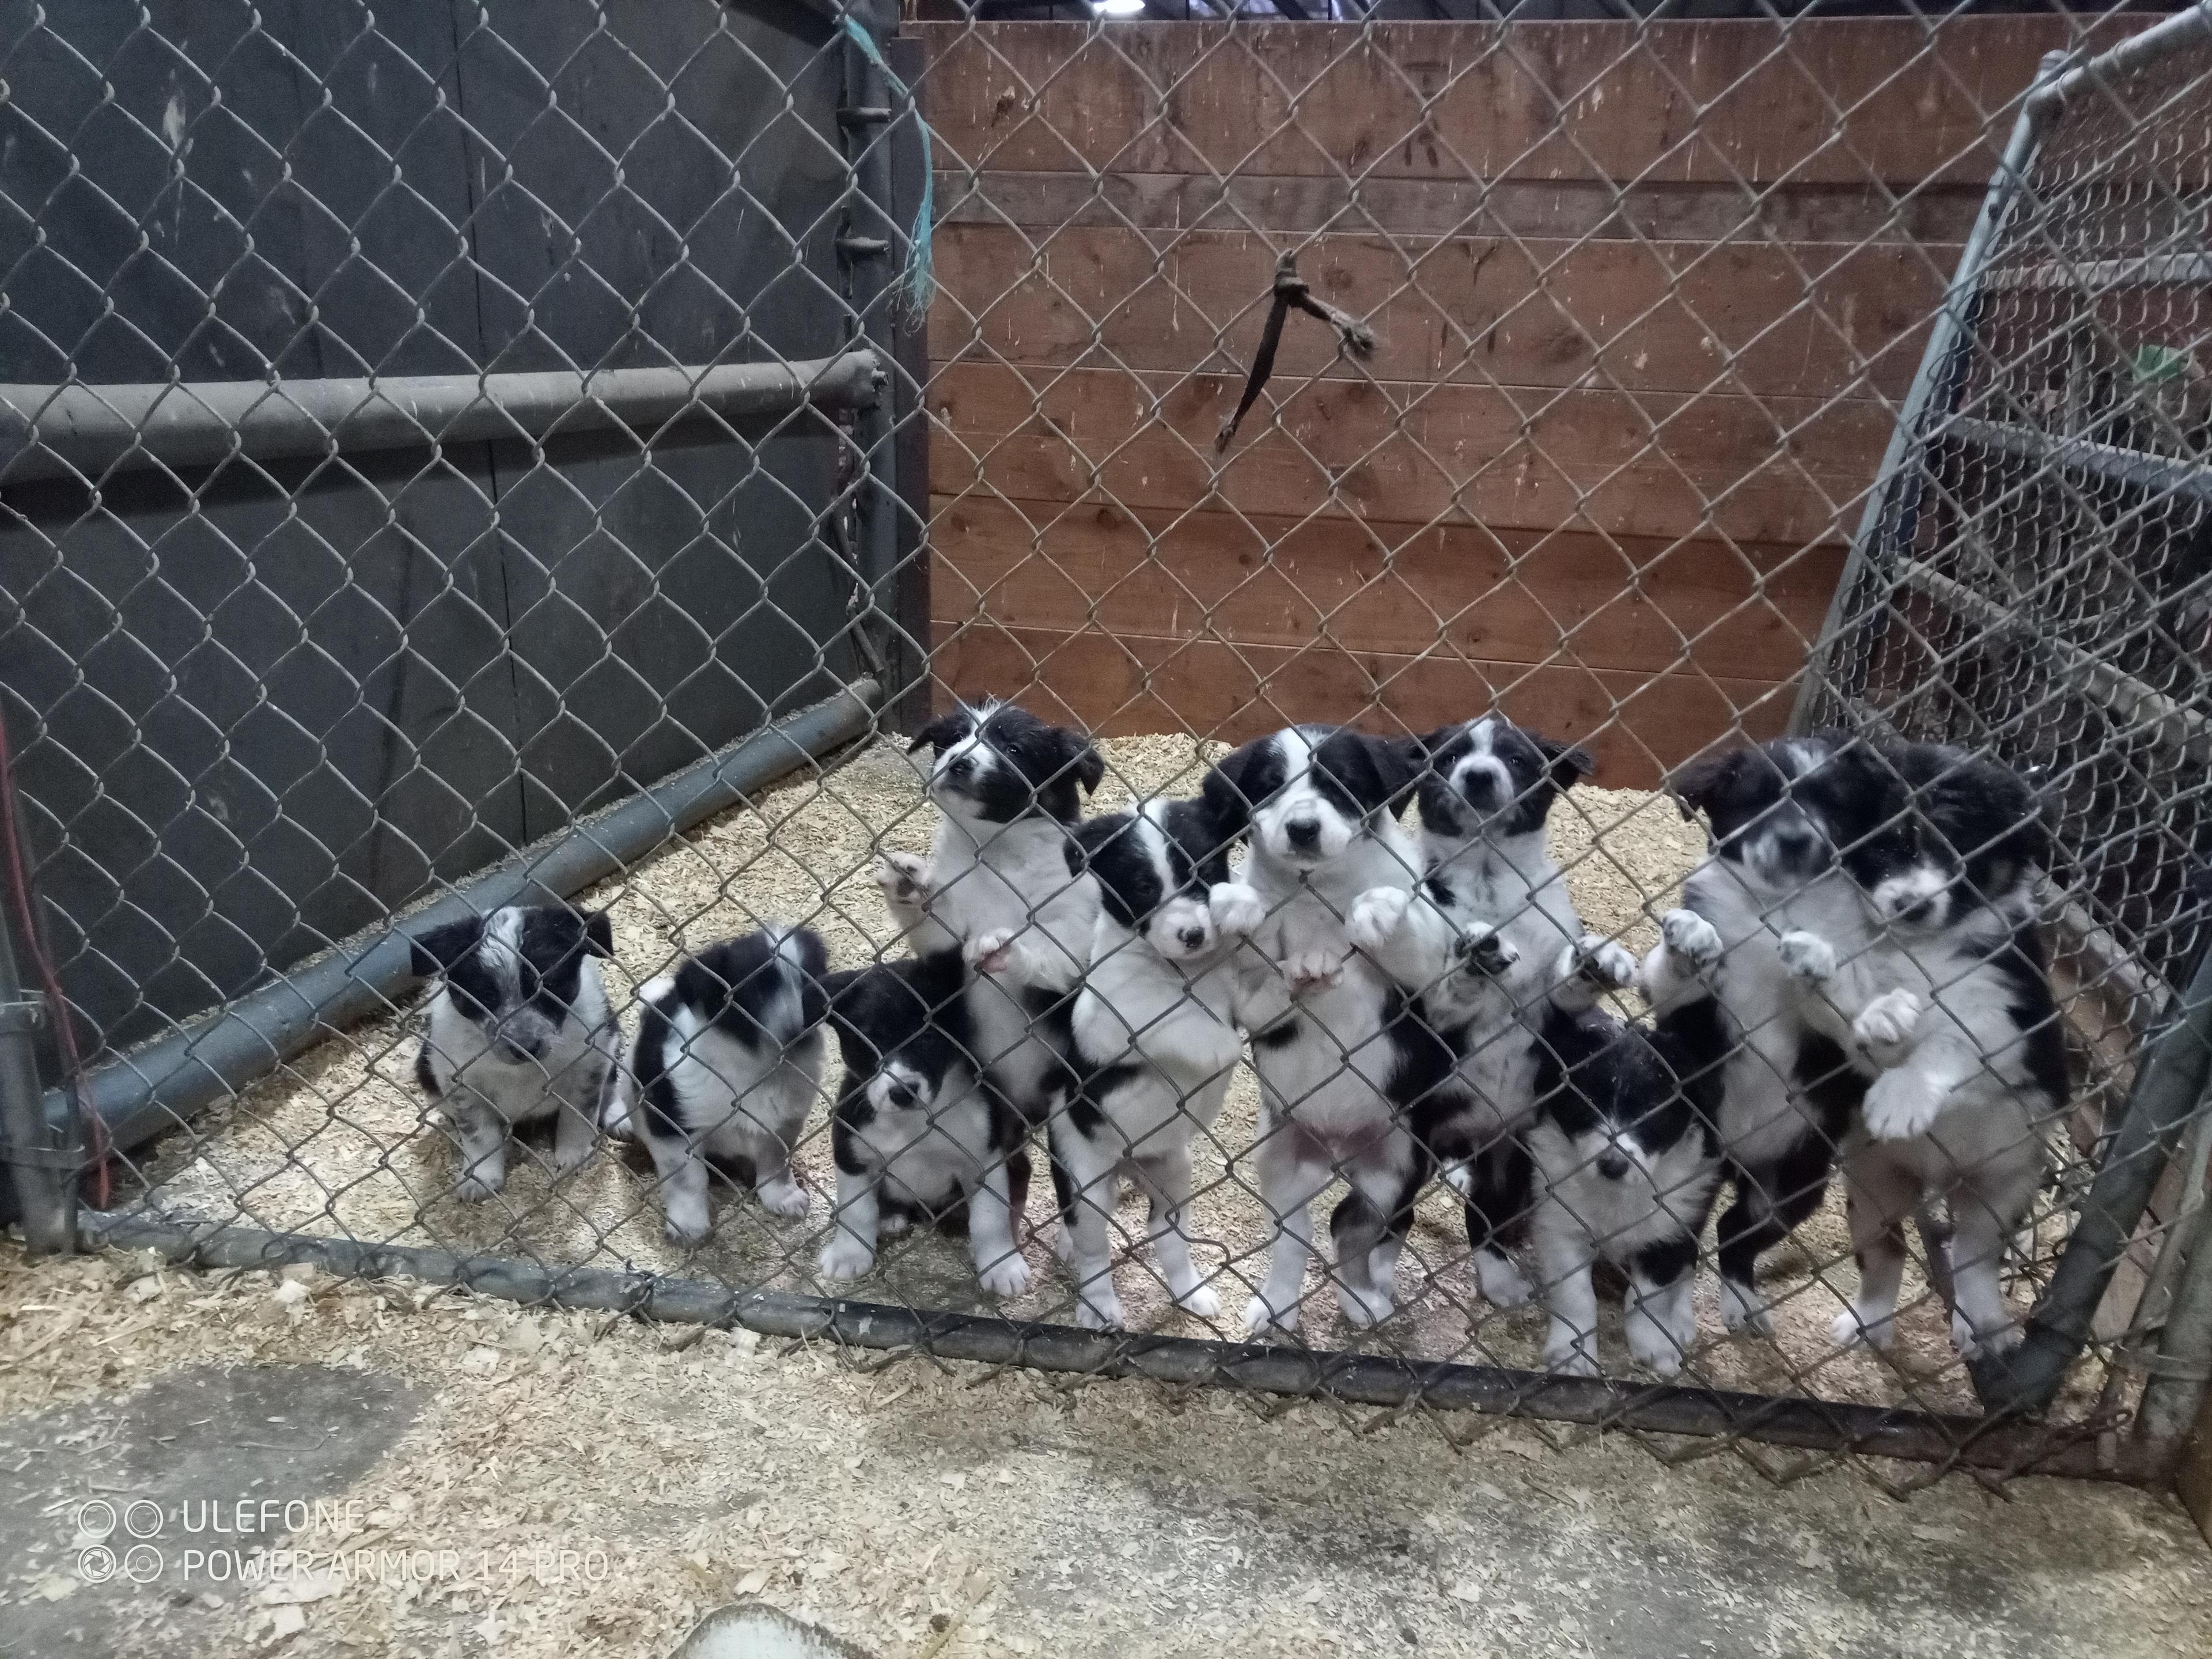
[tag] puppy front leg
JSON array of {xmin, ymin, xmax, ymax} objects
[
  {"xmin": 1862, "ymin": 1029, "xmax": 1978, "ymax": 1142},
  {"xmin": 968, "ymin": 1157, "xmax": 1032, "ymax": 1298},
  {"xmin": 1639, "ymin": 908, "xmax": 1723, "ymax": 1015},
  {"xmin": 1535, "ymin": 1213, "xmax": 1603, "ymax": 1377},
  {"xmin": 1345, "ymin": 885, "xmax": 1456, "ymax": 995},
  {"xmin": 818, "ymin": 1168, "xmax": 881, "ymax": 1282},
  {"xmin": 551, "ymin": 1068, "xmax": 603, "ymax": 1177},
  {"xmin": 1052, "ymin": 1118, "xmax": 1124, "ymax": 1328},
  {"xmin": 453, "ymin": 1102, "xmax": 509, "ymax": 1202},
  {"xmin": 1548, "ymin": 934, "xmax": 1640, "ymax": 1014}
]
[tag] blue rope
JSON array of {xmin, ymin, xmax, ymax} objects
[{"xmin": 842, "ymin": 16, "xmax": 934, "ymax": 320}]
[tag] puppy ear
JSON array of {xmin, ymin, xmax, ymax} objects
[
  {"xmin": 408, "ymin": 916, "xmax": 485, "ymax": 980},
  {"xmin": 1202, "ymin": 747, "xmax": 1260, "ymax": 840},
  {"xmin": 1063, "ymin": 732, "xmax": 1105, "ymax": 797},
  {"xmin": 1363, "ymin": 731, "xmax": 1421, "ymax": 813},
  {"xmin": 582, "ymin": 910, "xmax": 614, "ymax": 959},
  {"xmin": 1533, "ymin": 736, "xmax": 1597, "ymax": 791},
  {"xmin": 908, "ymin": 710, "xmax": 971, "ymax": 756},
  {"xmin": 1668, "ymin": 747, "xmax": 1743, "ymax": 823}
]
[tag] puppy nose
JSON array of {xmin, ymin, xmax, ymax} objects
[
  {"xmin": 885, "ymin": 1082, "xmax": 916, "ymax": 1109},
  {"xmin": 1179, "ymin": 925, "xmax": 1208, "ymax": 949},
  {"xmin": 1285, "ymin": 817, "xmax": 1320, "ymax": 848},
  {"xmin": 1894, "ymin": 895, "xmax": 1936, "ymax": 925},
  {"xmin": 1596, "ymin": 1150, "xmax": 1632, "ymax": 1181}
]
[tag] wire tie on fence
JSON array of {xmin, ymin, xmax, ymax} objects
[{"xmin": 1214, "ymin": 252, "xmax": 1377, "ymax": 454}]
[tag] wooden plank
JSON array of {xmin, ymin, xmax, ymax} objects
[
  {"xmin": 930, "ymin": 225, "xmax": 1946, "ymax": 402},
  {"xmin": 936, "ymin": 170, "xmax": 1986, "ymax": 247},
  {"xmin": 928, "ymin": 622, "xmax": 1794, "ymax": 789},
  {"xmin": 915, "ymin": 20, "xmax": 2132, "ymax": 189},
  {"xmin": 929, "ymin": 494, "xmax": 1843, "ymax": 683},
  {"xmin": 927, "ymin": 362, "xmax": 1887, "ymax": 546}
]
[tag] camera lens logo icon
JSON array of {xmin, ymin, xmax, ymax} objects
[
  {"xmin": 78, "ymin": 1544, "xmax": 117, "ymax": 1584},
  {"xmin": 124, "ymin": 1501, "xmax": 164, "ymax": 1539},
  {"xmin": 74, "ymin": 1500, "xmax": 118, "ymax": 1541},
  {"xmin": 123, "ymin": 1546, "xmax": 164, "ymax": 1584}
]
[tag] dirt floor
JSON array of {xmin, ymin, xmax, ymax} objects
[
  {"xmin": 118, "ymin": 732, "xmax": 2097, "ymax": 1420},
  {"xmin": 1, "ymin": 1241, "xmax": 2209, "ymax": 1659}
]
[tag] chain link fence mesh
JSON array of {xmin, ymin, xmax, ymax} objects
[{"xmin": 3, "ymin": 3, "xmax": 2211, "ymax": 1494}]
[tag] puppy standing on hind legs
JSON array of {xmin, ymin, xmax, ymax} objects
[{"xmin": 412, "ymin": 904, "xmax": 621, "ymax": 1202}]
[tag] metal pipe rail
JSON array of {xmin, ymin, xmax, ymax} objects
[{"xmin": 0, "ymin": 351, "xmax": 885, "ymax": 484}]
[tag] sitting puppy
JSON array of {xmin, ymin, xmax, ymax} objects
[
  {"xmin": 1525, "ymin": 1008, "xmax": 1722, "ymax": 1377},
  {"xmin": 878, "ymin": 699, "xmax": 1103, "ymax": 1132},
  {"xmin": 1341, "ymin": 715, "xmax": 1637, "ymax": 1308},
  {"xmin": 412, "ymin": 904, "xmax": 620, "ymax": 1200},
  {"xmin": 1639, "ymin": 736, "xmax": 1913, "ymax": 1336},
  {"xmin": 1201, "ymin": 724, "xmax": 1426, "ymax": 1333},
  {"xmin": 817, "ymin": 951, "xmax": 1033, "ymax": 1297},
  {"xmin": 1776, "ymin": 744, "xmax": 2061, "ymax": 1359},
  {"xmin": 625, "ymin": 923, "xmax": 830, "ymax": 1244},
  {"xmin": 1053, "ymin": 798, "xmax": 1266, "ymax": 1328}
]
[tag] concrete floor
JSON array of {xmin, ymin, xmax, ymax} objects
[{"xmin": 2, "ymin": 1244, "xmax": 2209, "ymax": 1658}]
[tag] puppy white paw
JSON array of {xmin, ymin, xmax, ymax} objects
[
  {"xmin": 1777, "ymin": 930, "xmax": 1837, "ymax": 985},
  {"xmin": 874, "ymin": 851, "xmax": 931, "ymax": 906},
  {"xmin": 877, "ymin": 1210, "xmax": 912, "ymax": 1239},
  {"xmin": 455, "ymin": 1173, "xmax": 501, "ymax": 1204},
  {"xmin": 1573, "ymin": 935, "xmax": 1639, "ymax": 992},
  {"xmin": 964, "ymin": 928, "xmax": 1020, "ymax": 977},
  {"xmin": 1451, "ymin": 922, "xmax": 1518, "ymax": 978},
  {"xmin": 1243, "ymin": 1293, "xmax": 1301, "ymax": 1336},
  {"xmin": 1474, "ymin": 1249, "xmax": 1532, "ymax": 1309},
  {"xmin": 1284, "ymin": 950, "xmax": 1344, "ymax": 997},
  {"xmin": 1335, "ymin": 1282, "xmax": 1396, "ymax": 1330},
  {"xmin": 1542, "ymin": 1330, "xmax": 1601, "ymax": 1378},
  {"xmin": 1625, "ymin": 1313, "xmax": 1686, "ymax": 1377},
  {"xmin": 1853, "ymin": 988, "xmax": 1926, "ymax": 1067},
  {"xmin": 817, "ymin": 1234, "xmax": 876, "ymax": 1282},
  {"xmin": 977, "ymin": 1251, "xmax": 1032, "ymax": 1299},
  {"xmin": 1344, "ymin": 887, "xmax": 1413, "ymax": 957},
  {"xmin": 1173, "ymin": 1282, "xmax": 1222, "ymax": 1319},
  {"xmin": 1074, "ymin": 1287, "xmax": 1125, "ymax": 1330},
  {"xmin": 1719, "ymin": 1278, "xmax": 1777, "ymax": 1338},
  {"xmin": 756, "ymin": 1176, "xmax": 810, "ymax": 1219},
  {"xmin": 552, "ymin": 1140, "xmax": 596, "ymax": 1177},
  {"xmin": 1209, "ymin": 882, "xmax": 1267, "ymax": 940},
  {"xmin": 1832, "ymin": 1306, "xmax": 1896, "ymax": 1353},
  {"xmin": 1660, "ymin": 909, "xmax": 1724, "ymax": 971},
  {"xmin": 1953, "ymin": 1309, "xmax": 2024, "ymax": 1360},
  {"xmin": 1863, "ymin": 1070, "xmax": 1946, "ymax": 1142}
]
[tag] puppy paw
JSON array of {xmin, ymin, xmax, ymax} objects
[
  {"xmin": 1474, "ymin": 1249, "xmax": 1532, "ymax": 1309},
  {"xmin": 1450, "ymin": 922, "xmax": 1518, "ymax": 978},
  {"xmin": 756, "ymin": 1175, "xmax": 810, "ymax": 1219},
  {"xmin": 977, "ymin": 1251, "xmax": 1032, "ymax": 1299},
  {"xmin": 1953, "ymin": 1309, "xmax": 2024, "ymax": 1361},
  {"xmin": 455, "ymin": 1173, "xmax": 501, "ymax": 1205},
  {"xmin": 1719, "ymin": 1278, "xmax": 1777, "ymax": 1339},
  {"xmin": 1074, "ymin": 1287, "xmax": 1125, "ymax": 1331},
  {"xmin": 1335, "ymin": 1283, "xmax": 1396, "ymax": 1330},
  {"xmin": 1284, "ymin": 950, "xmax": 1344, "ymax": 997},
  {"xmin": 877, "ymin": 1210, "xmax": 912, "ymax": 1239},
  {"xmin": 964, "ymin": 928, "xmax": 1021, "ymax": 978},
  {"xmin": 817, "ymin": 1234, "xmax": 876, "ymax": 1282},
  {"xmin": 1209, "ymin": 882, "xmax": 1268, "ymax": 940},
  {"xmin": 874, "ymin": 851, "xmax": 931, "ymax": 906},
  {"xmin": 1625, "ymin": 1313, "xmax": 1687, "ymax": 1378},
  {"xmin": 1243, "ymin": 1293, "xmax": 1301, "ymax": 1337},
  {"xmin": 1573, "ymin": 935, "xmax": 1639, "ymax": 992},
  {"xmin": 1660, "ymin": 909, "xmax": 1724, "ymax": 971},
  {"xmin": 1541, "ymin": 1330, "xmax": 1601, "ymax": 1378},
  {"xmin": 1173, "ymin": 1282, "xmax": 1222, "ymax": 1320},
  {"xmin": 1777, "ymin": 930, "xmax": 1837, "ymax": 985},
  {"xmin": 1344, "ymin": 887, "xmax": 1412, "ymax": 957},
  {"xmin": 1863, "ymin": 1070, "xmax": 1946, "ymax": 1142},
  {"xmin": 1831, "ymin": 1306, "xmax": 1896, "ymax": 1353},
  {"xmin": 1853, "ymin": 988, "xmax": 1925, "ymax": 1067}
]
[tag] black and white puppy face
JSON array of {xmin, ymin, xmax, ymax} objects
[
  {"xmin": 825, "ymin": 962, "xmax": 963, "ymax": 1119},
  {"xmin": 410, "ymin": 906, "xmax": 612, "ymax": 1064},
  {"xmin": 1546, "ymin": 1031, "xmax": 1700, "ymax": 1190},
  {"xmin": 1867, "ymin": 743, "xmax": 2048, "ymax": 930},
  {"xmin": 1202, "ymin": 725, "xmax": 1416, "ymax": 870},
  {"xmin": 1671, "ymin": 736, "xmax": 1916, "ymax": 896},
  {"xmin": 909, "ymin": 698, "xmax": 1104, "ymax": 827},
  {"xmin": 1412, "ymin": 715, "xmax": 1594, "ymax": 840},
  {"xmin": 1078, "ymin": 798, "xmax": 1234, "ymax": 963}
]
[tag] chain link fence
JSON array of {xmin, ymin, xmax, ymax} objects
[{"xmin": 5, "ymin": 3, "xmax": 2212, "ymax": 1495}]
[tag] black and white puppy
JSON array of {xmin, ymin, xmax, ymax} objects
[
  {"xmin": 1341, "ymin": 716, "xmax": 1639, "ymax": 1308},
  {"xmin": 877, "ymin": 698, "xmax": 1103, "ymax": 1127},
  {"xmin": 1053, "ymin": 798, "xmax": 1266, "ymax": 1328},
  {"xmin": 1202, "ymin": 724, "xmax": 1426, "ymax": 1334},
  {"xmin": 412, "ymin": 904, "xmax": 620, "ymax": 1200},
  {"xmin": 1526, "ymin": 1008, "xmax": 1722, "ymax": 1377},
  {"xmin": 1778, "ymin": 744, "xmax": 2062, "ymax": 1358},
  {"xmin": 624, "ymin": 924, "xmax": 830, "ymax": 1244},
  {"xmin": 1639, "ymin": 735, "xmax": 1916, "ymax": 1336},
  {"xmin": 816, "ymin": 951, "xmax": 1033, "ymax": 1297}
]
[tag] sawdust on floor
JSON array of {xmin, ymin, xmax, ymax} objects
[
  {"xmin": 0, "ymin": 1244, "xmax": 2206, "ymax": 1659},
  {"xmin": 123, "ymin": 734, "xmax": 2092, "ymax": 1419}
]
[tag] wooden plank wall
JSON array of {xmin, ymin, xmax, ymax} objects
[{"xmin": 913, "ymin": 20, "xmax": 2095, "ymax": 785}]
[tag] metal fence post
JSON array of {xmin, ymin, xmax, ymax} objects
[{"xmin": 0, "ymin": 891, "xmax": 75, "ymax": 1254}]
